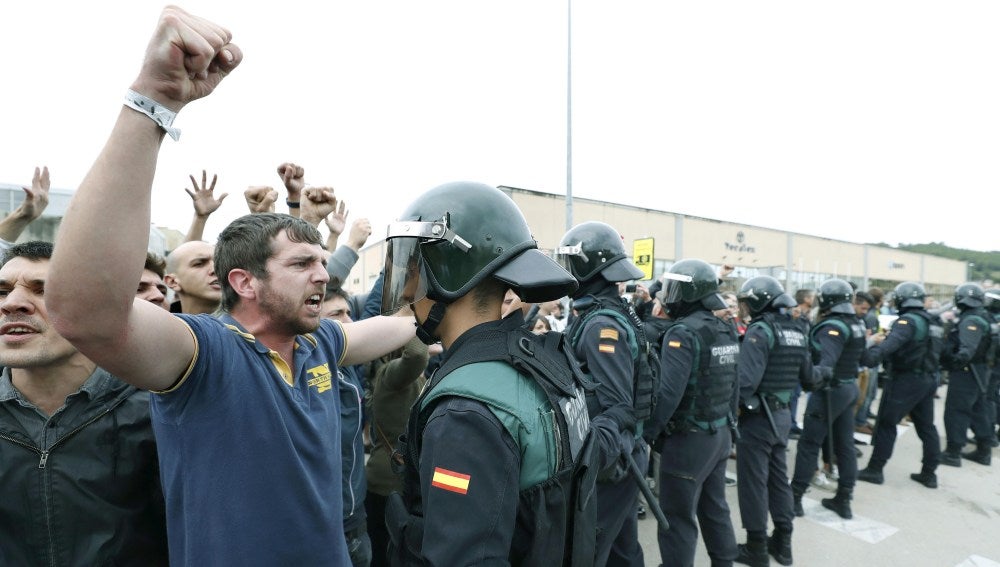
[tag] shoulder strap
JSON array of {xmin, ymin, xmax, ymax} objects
[
  {"xmin": 747, "ymin": 319, "xmax": 776, "ymax": 349},
  {"xmin": 663, "ymin": 322, "xmax": 703, "ymax": 374},
  {"xmin": 902, "ymin": 312, "xmax": 928, "ymax": 341},
  {"xmin": 810, "ymin": 317, "xmax": 850, "ymax": 340}
]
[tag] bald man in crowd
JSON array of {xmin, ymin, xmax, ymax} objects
[{"xmin": 164, "ymin": 240, "xmax": 220, "ymax": 314}]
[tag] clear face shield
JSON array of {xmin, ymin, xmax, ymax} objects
[
  {"xmin": 381, "ymin": 216, "xmax": 471, "ymax": 315},
  {"xmin": 554, "ymin": 242, "xmax": 586, "ymax": 275},
  {"xmin": 661, "ymin": 271, "xmax": 694, "ymax": 305}
]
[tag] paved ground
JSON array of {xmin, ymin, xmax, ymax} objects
[{"xmin": 637, "ymin": 385, "xmax": 1000, "ymax": 566}]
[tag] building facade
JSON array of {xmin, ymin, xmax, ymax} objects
[{"xmin": 346, "ymin": 186, "xmax": 967, "ymax": 304}]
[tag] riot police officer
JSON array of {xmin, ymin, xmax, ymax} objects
[
  {"xmin": 556, "ymin": 221, "xmax": 649, "ymax": 567},
  {"xmin": 646, "ymin": 259, "xmax": 739, "ymax": 567},
  {"xmin": 986, "ymin": 289, "xmax": 1000, "ymax": 446},
  {"xmin": 941, "ymin": 283, "xmax": 994, "ymax": 466},
  {"xmin": 857, "ymin": 282, "xmax": 943, "ymax": 488},
  {"xmin": 790, "ymin": 278, "xmax": 866, "ymax": 520},
  {"xmin": 382, "ymin": 182, "xmax": 627, "ymax": 566},
  {"xmin": 734, "ymin": 276, "xmax": 823, "ymax": 567}
]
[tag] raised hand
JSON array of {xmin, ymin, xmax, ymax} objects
[
  {"xmin": 301, "ymin": 187, "xmax": 338, "ymax": 227},
  {"xmin": 324, "ymin": 199, "xmax": 349, "ymax": 239},
  {"xmin": 21, "ymin": 166, "xmax": 51, "ymax": 221},
  {"xmin": 185, "ymin": 170, "xmax": 228, "ymax": 217},
  {"xmin": 276, "ymin": 163, "xmax": 306, "ymax": 202},
  {"xmin": 245, "ymin": 186, "xmax": 278, "ymax": 214},
  {"xmin": 345, "ymin": 218, "xmax": 372, "ymax": 251},
  {"xmin": 130, "ymin": 6, "xmax": 243, "ymax": 111}
]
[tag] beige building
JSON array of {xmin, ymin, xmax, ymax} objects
[{"xmin": 345, "ymin": 186, "xmax": 968, "ymax": 304}]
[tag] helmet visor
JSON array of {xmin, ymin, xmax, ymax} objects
[
  {"xmin": 554, "ymin": 242, "xmax": 586, "ymax": 277},
  {"xmin": 661, "ymin": 271, "xmax": 694, "ymax": 305},
  {"xmin": 381, "ymin": 237, "xmax": 429, "ymax": 315}
]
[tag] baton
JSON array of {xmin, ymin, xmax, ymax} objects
[
  {"xmin": 623, "ymin": 450, "xmax": 669, "ymax": 532},
  {"xmin": 825, "ymin": 384, "xmax": 835, "ymax": 468},
  {"xmin": 759, "ymin": 394, "xmax": 780, "ymax": 439},
  {"xmin": 970, "ymin": 364, "xmax": 989, "ymax": 395}
]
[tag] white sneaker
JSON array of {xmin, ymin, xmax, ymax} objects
[
  {"xmin": 811, "ymin": 471, "xmax": 836, "ymax": 492},
  {"xmin": 825, "ymin": 465, "xmax": 840, "ymax": 482}
]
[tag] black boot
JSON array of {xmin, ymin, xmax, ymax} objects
[
  {"xmin": 821, "ymin": 487, "xmax": 853, "ymax": 519},
  {"xmin": 941, "ymin": 443, "xmax": 962, "ymax": 467},
  {"xmin": 792, "ymin": 486, "xmax": 805, "ymax": 517},
  {"xmin": 735, "ymin": 530, "xmax": 769, "ymax": 567},
  {"xmin": 961, "ymin": 443, "xmax": 992, "ymax": 466},
  {"xmin": 909, "ymin": 467, "xmax": 938, "ymax": 489},
  {"xmin": 857, "ymin": 465, "xmax": 884, "ymax": 485},
  {"xmin": 768, "ymin": 523, "xmax": 793, "ymax": 566}
]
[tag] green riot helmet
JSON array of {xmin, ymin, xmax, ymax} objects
[
  {"xmin": 984, "ymin": 288, "xmax": 1000, "ymax": 313},
  {"xmin": 818, "ymin": 278, "xmax": 855, "ymax": 315},
  {"xmin": 382, "ymin": 182, "xmax": 577, "ymax": 316},
  {"xmin": 661, "ymin": 259, "xmax": 726, "ymax": 313},
  {"xmin": 555, "ymin": 221, "xmax": 643, "ymax": 288},
  {"xmin": 738, "ymin": 276, "xmax": 789, "ymax": 316},
  {"xmin": 893, "ymin": 282, "xmax": 926, "ymax": 310},
  {"xmin": 954, "ymin": 282, "xmax": 985, "ymax": 309}
]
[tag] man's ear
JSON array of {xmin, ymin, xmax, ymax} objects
[
  {"xmin": 164, "ymin": 273, "xmax": 182, "ymax": 293},
  {"xmin": 228, "ymin": 269, "xmax": 257, "ymax": 301}
]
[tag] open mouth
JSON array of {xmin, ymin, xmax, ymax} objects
[
  {"xmin": 306, "ymin": 294, "xmax": 322, "ymax": 309},
  {"xmin": 0, "ymin": 323, "xmax": 39, "ymax": 341}
]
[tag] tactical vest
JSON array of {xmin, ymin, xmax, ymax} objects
[
  {"xmin": 810, "ymin": 314, "xmax": 866, "ymax": 381},
  {"xmin": 567, "ymin": 296, "xmax": 658, "ymax": 425},
  {"xmin": 888, "ymin": 309, "xmax": 944, "ymax": 374},
  {"xmin": 749, "ymin": 312, "xmax": 808, "ymax": 395},
  {"xmin": 390, "ymin": 317, "xmax": 597, "ymax": 567},
  {"xmin": 667, "ymin": 310, "xmax": 739, "ymax": 430}
]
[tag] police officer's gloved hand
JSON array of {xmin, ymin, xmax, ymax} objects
[
  {"xmin": 602, "ymin": 403, "xmax": 637, "ymax": 435},
  {"xmin": 807, "ymin": 366, "xmax": 833, "ymax": 391}
]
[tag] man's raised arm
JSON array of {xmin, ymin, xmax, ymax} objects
[{"xmin": 47, "ymin": 7, "xmax": 243, "ymax": 390}]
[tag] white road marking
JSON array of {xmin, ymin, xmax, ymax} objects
[
  {"xmin": 800, "ymin": 497, "xmax": 899, "ymax": 544},
  {"xmin": 956, "ymin": 555, "xmax": 1000, "ymax": 567}
]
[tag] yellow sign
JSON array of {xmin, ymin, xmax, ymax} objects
[{"xmin": 632, "ymin": 238, "xmax": 654, "ymax": 280}]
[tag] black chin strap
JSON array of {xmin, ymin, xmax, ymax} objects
[{"xmin": 414, "ymin": 301, "xmax": 448, "ymax": 345}]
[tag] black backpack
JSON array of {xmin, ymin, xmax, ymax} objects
[{"xmin": 568, "ymin": 297, "xmax": 661, "ymax": 426}]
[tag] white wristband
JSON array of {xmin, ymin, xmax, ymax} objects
[{"xmin": 123, "ymin": 89, "xmax": 181, "ymax": 141}]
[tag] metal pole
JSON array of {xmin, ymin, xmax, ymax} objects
[{"xmin": 565, "ymin": 0, "xmax": 574, "ymax": 231}]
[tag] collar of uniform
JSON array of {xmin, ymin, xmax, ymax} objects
[
  {"xmin": 215, "ymin": 312, "xmax": 319, "ymax": 355},
  {"xmin": 437, "ymin": 316, "xmax": 514, "ymax": 368}
]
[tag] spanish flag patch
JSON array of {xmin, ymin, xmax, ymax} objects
[
  {"xmin": 432, "ymin": 467, "xmax": 470, "ymax": 495},
  {"xmin": 599, "ymin": 328, "xmax": 619, "ymax": 341},
  {"xmin": 599, "ymin": 344, "xmax": 616, "ymax": 354},
  {"xmin": 668, "ymin": 340, "xmax": 682, "ymax": 348}
]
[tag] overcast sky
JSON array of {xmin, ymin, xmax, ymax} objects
[{"xmin": 2, "ymin": 1, "xmax": 997, "ymax": 252}]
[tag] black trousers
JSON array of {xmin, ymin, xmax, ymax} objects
[
  {"xmin": 868, "ymin": 372, "xmax": 940, "ymax": 471},
  {"xmin": 944, "ymin": 370, "xmax": 993, "ymax": 448},
  {"xmin": 791, "ymin": 382, "xmax": 859, "ymax": 493},
  {"xmin": 736, "ymin": 406, "xmax": 794, "ymax": 532},
  {"xmin": 656, "ymin": 428, "xmax": 737, "ymax": 567}
]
